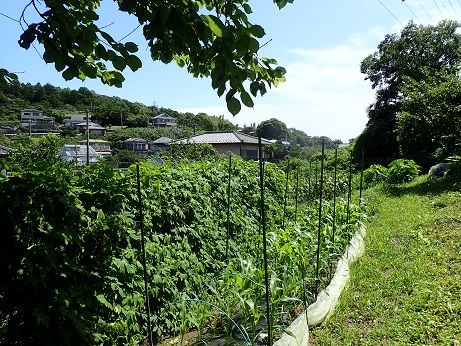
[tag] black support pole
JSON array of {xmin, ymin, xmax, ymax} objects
[
  {"xmin": 359, "ymin": 149, "xmax": 364, "ymax": 204},
  {"xmin": 136, "ymin": 164, "xmax": 153, "ymax": 346},
  {"xmin": 282, "ymin": 160, "xmax": 290, "ymax": 229},
  {"xmin": 226, "ymin": 154, "xmax": 232, "ymax": 259},
  {"xmin": 346, "ymin": 152, "xmax": 353, "ymax": 226},
  {"xmin": 294, "ymin": 169, "xmax": 299, "ymax": 222},
  {"xmin": 258, "ymin": 135, "xmax": 272, "ymax": 346},
  {"xmin": 330, "ymin": 146, "xmax": 338, "ymax": 279},
  {"xmin": 315, "ymin": 139, "xmax": 325, "ymax": 296}
]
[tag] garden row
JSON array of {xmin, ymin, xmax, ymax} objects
[{"xmin": 0, "ymin": 153, "xmax": 363, "ymax": 345}]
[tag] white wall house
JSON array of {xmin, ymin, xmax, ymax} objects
[
  {"xmin": 63, "ymin": 114, "xmax": 91, "ymax": 128},
  {"xmin": 20, "ymin": 109, "xmax": 55, "ymax": 126},
  {"xmin": 151, "ymin": 113, "xmax": 177, "ymax": 128},
  {"xmin": 60, "ymin": 144, "xmax": 100, "ymax": 165},
  {"xmin": 78, "ymin": 139, "xmax": 111, "ymax": 157}
]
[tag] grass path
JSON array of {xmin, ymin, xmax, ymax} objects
[{"xmin": 310, "ymin": 177, "xmax": 461, "ymax": 345}]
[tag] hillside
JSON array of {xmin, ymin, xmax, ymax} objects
[{"xmin": 0, "ymin": 80, "xmax": 236, "ymax": 131}]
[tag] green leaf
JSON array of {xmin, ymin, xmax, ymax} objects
[
  {"xmin": 124, "ymin": 42, "xmax": 138, "ymax": 53},
  {"xmin": 240, "ymin": 91, "xmax": 254, "ymax": 108},
  {"xmin": 250, "ymin": 25, "xmax": 265, "ymax": 38},
  {"xmin": 205, "ymin": 15, "xmax": 224, "ymax": 37},
  {"xmin": 126, "ymin": 55, "xmax": 142, "ymax": 71},
  {"xmin": 227, "ymin": 96, "xmax": 241, "ymax": 115},
  {"xmin": 249, "ymin": 38, "xmax": 260, "ymax": 53},
  {"xmin": 95, "ymin": 43, "xmax": 108, "ymax": 60},
  {"xmin": 62, "ymin": 66, "xmax": 77, "ymax": 81},
  {"xmin": 112, "ymin": 56, "xmax": 126, "ymax": 71},
  {"xmin": 242, "ymin": 4, "xmax": 253, "ymax": 14},
  {"xmin": 43, "ymin": 50, "xmax": 56, "ymax": 64}
]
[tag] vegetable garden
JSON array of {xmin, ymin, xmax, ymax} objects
[{"xmin": 0, "ymin": 143, "xmax": 365, "ymax": 345}]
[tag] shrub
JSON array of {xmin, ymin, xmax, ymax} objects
[
  {"xmin": 387, "ymin": 159, "xmax": 420, "ymax": 184},
  {"xmin": 363, "ymin": 164, "xmax": 388, "ymax": 187}
]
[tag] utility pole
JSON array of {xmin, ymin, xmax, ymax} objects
[
  {"xmin": 120, "ymin": 112, "xmax": 123, "ymax": 127},
  {"xmin": 86, "ymin": 108, "xmax": 90, "ymax": 165},
  {"xmin": 29, "ymin": 118, "xmax": 32, "ymax": 136}
]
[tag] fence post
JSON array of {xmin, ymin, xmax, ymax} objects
[
  {"xmin": 258, "ymin": 135, "xmax": 272, "ymax": 346},
  {"xmin": 226, "ymin": 154, "xmax": 232, "ymax": 259},
  {"xmin": 294, "ymin": 168, "xmax": 299, "ymax": 223},
  {"xmin": 330, "ymin": 146, "xmax": 338, "ymax": 279},
  {"xmin": 282, "ymin": 160, "xmax": 290, "ymax": 229},
  {"xmin": 359, "ymin": 149, "xmax": 364, "ymax": 205},
  {"xmin": 346, "ymin": 152, "xmax": 353, "ymax": 226},
  {"xmin": 315, "ymin": 139, "xmax": 325, "ymax": 296},
  {"xmin": 136, "ymin": 164, "xmax": 153, "ymax": 346}
]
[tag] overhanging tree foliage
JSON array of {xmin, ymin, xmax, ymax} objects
[
  {"xmin": 354, "ymin": 20, "xmax": 461, "ymax": 166},
  {"xmin": 397, "ymin": 74, "xmax": 461, "ymax": 166},
  {"xmin": 16, "ymin": 0, "xmax": 293, "ymax": 115}
]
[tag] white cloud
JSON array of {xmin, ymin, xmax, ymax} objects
[{"xmin": 180, "ymin": 27, "xmax": 394, "ymax": 142}]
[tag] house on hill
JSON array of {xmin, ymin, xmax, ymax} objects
[
  {"xmin": 75, "ymin": 121, "xmax": 107, "ymax": 136},
  {"xmin": 173, "ymin": 131, "xmax": 271, "ymax": 159},
  {"xmin": 20, "ymin": 109, "xmax": 55, "ymax": 127},
  {"xmin": 60, "ymin": 144, "xmax": 100, "ymax": 165},
  {"xmin": 79, "ymin": 139, "xmax": 111, "ymax": 157},
  {"xmin": 152, "ymin": 137, "xmax": 172, "ymax": 152},
  {"xmin": 151, "ymin": 113, "xmax": 177, "ymax": 128},
  {"xmin": 123, "ymin": 138, "xmax": 150, "ymax": 154},
  {"xmin": 63, "ymin": 114, "xmax": 91, "ymax": 128}
]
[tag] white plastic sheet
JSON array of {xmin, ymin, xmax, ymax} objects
[{"xmin": 273, "ymin": 225, "xmax": 367, "ymax": 346}]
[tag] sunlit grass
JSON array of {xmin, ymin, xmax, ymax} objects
[{"xmin": 310, "ymin": 175, "xmax": 461, "ymax": 345}]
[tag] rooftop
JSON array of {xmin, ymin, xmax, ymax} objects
[
  {"xmin": 153, "ymin": 136, "xmax": 172, "ymax": 144},
  {"xmin": 174, "ymin": 131, "xmax": 272, "ymax": 145},
  {"xmin": 124, "ymin": 137, "xmax": 148, "ymax": 143}
]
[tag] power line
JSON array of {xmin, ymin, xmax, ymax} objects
[
  {"xmin": 433, "ymin": 0, "xmax": 443, "ymax": 15},
  {"xmin": 402, "ymin": 0, "xmax": 422, "ymax": 23},
  {"xmin": 416, "ymin": 0, "xmax": 433, "ymax": 20},
  {"xmin": 447, "ymin": 0, "xmax": 458, "ymax": 14},
  {"xmin": 0, "ymin": 11, "xmax": 19, "ymax": 23},
  {"xmin": 377, "ymin": 0, "xmax": 403, "ymax": 25},
  {"xmin": 118, "ymin": 24, "xmax": 141, "ymax": 42}
]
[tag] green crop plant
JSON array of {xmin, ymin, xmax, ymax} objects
[
  {"xmin": 387, "ymin": 158, "xmax": 420, "ymax": 184},
  {"xmin": 0, "ymin": 154, "xmax": 364, "ymax": 345}
]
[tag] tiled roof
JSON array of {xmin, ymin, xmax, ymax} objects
[
  {"xmin": 152, "ymin": 113, "xmax": 176, "ymax": 120},
  {"xmin": 175, "ymin": 131, "xmax": 271, "ymax": 145},
  {"xmin": 153, "ymin": 136, "xmax": 172, "ymax": 144},
  {"xmin": 124, "ymin": 137, "xmax": 148, "ymax": 143}
]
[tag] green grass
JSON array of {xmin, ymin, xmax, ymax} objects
[{"xmin": 311, "ymin": 176, "xmax": 461, "ymax": 345}]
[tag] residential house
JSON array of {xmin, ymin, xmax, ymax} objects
[
  {"xmin": 20, "ymin": 109, "xmax": 55, "ymax": 127},
  {"xmin": 123, "ymin": 138, "xmax": 150, "ymax": 153},
  {"xmin": 151, "ymin": 136, "xmax": 172, "ymax": 152},
  {"xmin": 79, "ymin": 139, "xmax": 111, "ymax": 157},
  {"xmin": 173, "ymin": 131, "xmax": 271, "ymax": 159},
  {"xmin": 151, "ymin": 113, "xmax": 177, "ymax": 128},
  {"xmin": 63, "ymin": 114, "xmax": 91, "ymax": 128},
  {"xmin": 60, "ymin": 144, "xmax": 100, "ymax": 165},
  {"xmin": 75, "ymin": 121, "xmax": 107, "ymax": 136}
]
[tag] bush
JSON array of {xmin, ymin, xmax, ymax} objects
[
  {"xmin": 387, "ymin": 159, "xmax": 420, "ymax": 184},
  {"xmin": 363, "ymin": 164, "xmax": 388, "ymax": 187}
]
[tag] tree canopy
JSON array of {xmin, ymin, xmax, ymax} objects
[
  {"xmin": 16, "ymin": 0, "xmax": 292, "ymax": 115},
  {"xmin": 354, "ymin": 20, "xmax": 461, "ymax": 167}
]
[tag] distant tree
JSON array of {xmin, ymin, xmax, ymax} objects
[
  {"xmin": 257, "ymin": 118, "xmax": 288, "ymax": 140},
  {"xmin": 355, "ymin": 20, "xmax": 461, "ymax": 166}
]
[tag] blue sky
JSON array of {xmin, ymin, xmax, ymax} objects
[{"xmin": 1, "ymin": 1, "xmax": 460, "ymax": 141}]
